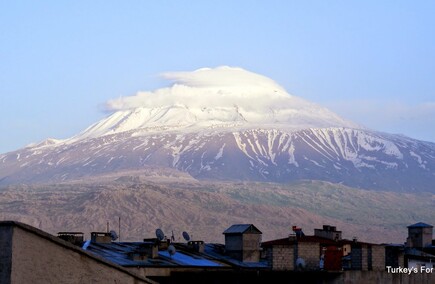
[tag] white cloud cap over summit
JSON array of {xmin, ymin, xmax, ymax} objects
[
  {"xmin": 161, "ymin": 66, "xmax": 289, "ymax": 91},
  {"xmin": 105, "ymin": 66, "xmax": 290, "ymax": 111},
  {"xmin": 75, "ymin": 66, "xmax": 360, "ymax": 140}
]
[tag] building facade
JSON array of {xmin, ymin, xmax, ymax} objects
[{"xmin": 0, "ymin": 221, "xmax": 155, "ymax": 284}]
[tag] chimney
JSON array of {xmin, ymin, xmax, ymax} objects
[
  {"xmin": 91, "ymin": 232, "xmax": 112, "ymax": 243},
  {"xmin": 292, "ymin": 226, "xmax": 305, "ymax": 238},
  {"xmin": 188, "ymin": 240, "xmax": 205, "ymax": 253},
  {"xmin": 128, "ymin": 243, "xmax": 159, "ymax": 261},
  {"xmin": 57, "ymin": 232, "xmax": 84, "ymax": 246},
  {"xmin": 143, "ymin": 237, "xmax": 170, "ymax": 250}
]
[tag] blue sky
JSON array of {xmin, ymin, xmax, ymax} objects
[{"xmin": 1, "ymin": 1, "xmax": 434, "ymax": 153}]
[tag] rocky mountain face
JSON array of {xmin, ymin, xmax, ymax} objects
[
  {"xmin": 1, "ymin": 126, "xmax": 434, "ymax": 192},
  {"xmin": 1, "ymin": 66, "xmax": 435, "ymax": 192}
]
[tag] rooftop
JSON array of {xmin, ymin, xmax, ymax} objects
[
  {"xmin": 222, "ymin": 224, "xmax": 262, "ymax": 235},
  {"xmin": 407, "ymin": 222, "xmax": 433, "ymax": 228},
  {"xmin": 84, "ymin": 241, "xmax": 268, "ymax": 269},
  {"xmin": 0, "ymin": 221, "xmax": 156, "ymax": 284},
  {"xmin": 262, "ymin": 235, "xmax": 378, "ymax": 247}
]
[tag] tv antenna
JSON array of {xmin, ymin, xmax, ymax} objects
[
  {"xmin": 182, "ymin": 231, "xmax": 190, "ymax": 242},
  {"xmin": 155, "ymin": 228, "xmax": 165, "ymax": 241}
]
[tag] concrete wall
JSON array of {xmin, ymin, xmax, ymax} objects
[
  {"xmin": 351, "ymin": 246, "xmax": 363, "ymax": 270},
  {"xmin": 224, "ymin": 234, "xmax": 243, "ymax": 261},
  {"xmin": 0, "ymin": 226, "xmax": 13, "ymax": 284},
  {"xmin": 242, "ymin": 233, "xmax": 261, "ymax": 262},
  {"xmin": 408, "ymin": 227, "xmax": 433, "ymax": 248},
  {"xmin": 1, "ymin": 222, "xmax": 154, "ymax": 284},
  {"xmin": 224, "ymin": 234, "xmax": 242, "ymax": 251},
  {"xmin": 314, "ymin": 229, "xmax": 341, "ymax": 241},
  {"xmin": 225, "ymin": 233, "xmax": 261, "ymax": 262}
]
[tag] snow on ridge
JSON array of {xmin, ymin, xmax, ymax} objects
[
  {"xmin": 11, "ymin": 68, "xmax": 435, "ymax": 162},
  {"xmin": 25, "ymin": 138, "xmax": 64, "ymax": 149},
  {"xmin": 410, "ymin": 151, "xmax": 427, "ymax": 169},
  {"xmin": 308, "ymin": 127, "xmax": 404, "ymax": 160},
  {"xmin": 9, "ymin": 67, "xmax": 365, "ymax": 148},
  {"xmin": 69, "ymin": 66, "xmax": 359, "ymax": 141},
  {"xmin": 215, "ymin": 143, "xmax": 225, "ymax": 160}
]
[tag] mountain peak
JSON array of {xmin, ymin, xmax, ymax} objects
[
  {"xmin": 2, "ymin": 67, "xmax": 434, "ymax": 194},
  {"xmin": 73, "ymin": 66, "xmax": 359, "ymax": 141}
]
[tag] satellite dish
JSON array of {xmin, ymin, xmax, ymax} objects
[
  {"xmin": 109, "ymin": 230, "xmax": 118, "ymax": 241},
  {"xmin": 168, "ymin": 245, "xmax": 176, "ymax": 258},
  {"xmin": 182, "ymin": 231, "xmax": 190, "ymax": 241},
  {"xmin": 156, "ymin": 228, "xmax": 165, "ymax": 241}
]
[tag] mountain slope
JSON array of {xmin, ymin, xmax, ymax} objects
[
  {"xmin": 1, "ymin": 127, "xmax": 435, "ymax": 192},
  {"xmin": 1, "ymin": 66, "xmax": 434, "ymax": 192},
  {"xmin": 1, "ymin": 178, "xmax": 433, "ymax": 244}
]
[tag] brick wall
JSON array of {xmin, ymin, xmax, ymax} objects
[
  {"xmin": 362, "ymin": 246, "xmax": 368, "ymax": 271},
  {"xmin": 269, "ymin": 245, "xmax": 293, "ymax": 270},
  {"xmin": 371, "ymin": 245, "xmax": 385, "ymax": 271},
  {"xmin": 298, "ymin": 242, "xmax": 320, "ymax": 270}
]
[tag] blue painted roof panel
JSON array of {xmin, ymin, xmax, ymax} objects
[
  {"xmin": 407, "ymin": 222, "xmax": 433, "ymax": 228},
  {"xmin": 223, "ymin": 224, "xmax": 262, "ymax": 234}
]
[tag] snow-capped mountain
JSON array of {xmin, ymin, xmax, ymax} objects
[
  {"xmin": 1, "ymin": 66, "xmax": 435, "ymax": 192},
  {"xmin": 71, "ymin": 66, "xmax": 360, "ymax": 141}
]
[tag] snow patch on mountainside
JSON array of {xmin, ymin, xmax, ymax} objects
[
  {"xmin": 1, "ymin": 126, "xmax": 435, "ymax": 192},
  {"xmin": 410, "ymin": 151, "xmax": 426, "ymax": 169}
]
